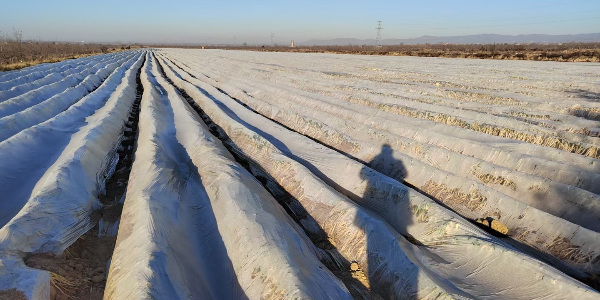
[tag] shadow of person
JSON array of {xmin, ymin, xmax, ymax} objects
[
  {"xmin": 366, "ymin": 144, "xmax": 408, "ymax": 181},
  {"xmin": 359, "ymin": 145, "xmax": 410, "ymax": 220},
  {"xmin": 357, "ymin": 144, "xmax": 419, "ymax": 299}
]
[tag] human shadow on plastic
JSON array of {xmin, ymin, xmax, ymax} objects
[{"xmin": 357, "ymin": 144, "xmax": 419, "ymax": 299}]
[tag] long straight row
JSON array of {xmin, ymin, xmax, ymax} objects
[
  {"xmin": 0, "ymin": 50, "xmax": 144, "ymax": 299},
  {"xmin": 160, "ymin": 49, "xmax": 600, "ymax": 275},
  {"xmin": 1, "ymin": 49, "xmax": 599, "ymax": 299},
  {"xmin": 144, "ymin": 50, "xmax": 600, "ymax": 299},
  {"xmin": 0, "ymin": 52, "xmax": 140, "ymax": 142}
]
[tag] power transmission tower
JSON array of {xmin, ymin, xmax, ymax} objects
[
  {"xmin": 233, "ymin": 36, "xmax": 236, "ymax": 45},
  {"xmin": 375, "ymin": 21, "xmax": 383, "ymax": 47},
  {"xmin": 270, "ymin": 32, "xmax": 275, "ymax": 46}
]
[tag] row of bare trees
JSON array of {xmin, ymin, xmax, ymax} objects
[{"xmin": 0, "ymin": 28, "xmax": 23, "ymax": 43}]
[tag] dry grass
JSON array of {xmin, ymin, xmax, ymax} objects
[
  {"xmin": 293, "ymin": 114, "xmax": 362, "ymax": 153},
  {"xmin": 191, "ymin": 43, "xmax": 600, "ymax": 62},
  {"xmin": 547, "ymin": 237, "xmax": 593, "ymax": 265},
  {"xmin": 0, "ymin": 41, "xmax": 134, "ymax": 72},
  {"xmin": 470, "ymin": 166, "xmax": 517, "ymax": 191},
  {"xmin": 475, "ymin": 174, "xmax": 516, "ymax": 190},
  {"xmin": 569, "ymin": 105, "xmax": 600, "ymax": 121},
  {"xmin": 421, "ymin": 180, "xmax": 487, "ymax": 212},
  {"xmin": 470, "ymin": 122, "xmax": 599, "ymax": 158},
  {"xmin": 445, "ymin": 90, "xmax": 521, "ymax": 105},
  {"xmin": 566, "ymin": 127, "xmax": 598, "ymax": 137},
  {"xmin": 506, "ymin": 111, "xmax": 552, "ymax": 120},
  {"xmin": 475, "ymin": 217, "xmax": 509, "ymax": 235},
  {"xmin": 345, "ymin": 96, "xmax": 600, "ymax": 158},
  {"xmin": 50, "ymin": 272, "xmax": 79, "ymax": 298}
]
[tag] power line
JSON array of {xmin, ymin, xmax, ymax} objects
[{"xmin": 375, "ymin": 21, "xmax": 383, "ymax": 47}]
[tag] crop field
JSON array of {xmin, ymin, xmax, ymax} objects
[
  {"xmin": 204, "ymin": 43, "xmax": 600, "ymax": 62},
  {"xmin": 0, "ymin": 48, "xmax": 599, "ymax": 300}
]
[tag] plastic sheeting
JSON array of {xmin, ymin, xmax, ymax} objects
[
  {"xmin": 0, "ymin": 53, "xmax": 107, "ymax": 86},
  {"xmin": 0, "ymin": 54, "xmax": 137, "ymax": 143},
  {"xmin": 164, "ymin": 49, "xmax": 600, "ymax": 172},
  {"xmin": 0, "ymin": 52, "xmax": 127, "ymax": 112},
  {"xmin": 188, "ymin": 65, "xmax": 600, "ymax": 197},
  {"xmin": 0, "ymin": 51, "xmax": 144, "ymax": 299},
  {"xmin": 105, "ymin": 54, "xmax": 352, "ymax": 300},
  {"xmin": 163, "ymin": 51, "xmax": 600, "ymax": 191},
  {"xmin": 0, "ymin": 257, "xmax": 49, "ymax": 300},
  {"xmin": 0, "ymin": 52, "xmax": 122, "ymax": 99},
  {"xmin": 159, "ymin": 52, "xmax": 600, "ymax": 299},
  {"xmin": 0, "ymin": 64, "xmax": 89, "ymax": 101},
  {"xmin": 186, "ymin": 66, "xmax": 600, "ymax": 273},
  {"xmin": 162, "ymin": 50, "xmax": 600, "ymax": 276},
  {"xmin": 159, "ymin": 55, "xmax": 470, "ymax": 299}
]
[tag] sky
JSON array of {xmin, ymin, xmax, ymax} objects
[{"xmin": 1, "ymin": 0, "xmax": 598, "ymax": 44}]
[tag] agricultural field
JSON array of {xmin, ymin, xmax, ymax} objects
[
  {"xmin": 0, "ymin": 48, "xmax": 599, "ymax": 300},
  {"xmin": 205, "ymin": 43, "xmax": 600, "ymax": 62}
]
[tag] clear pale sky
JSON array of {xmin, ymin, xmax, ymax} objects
[{"xmin": 1, "ymin": 0, "xmax": 598, "ymax": 44}]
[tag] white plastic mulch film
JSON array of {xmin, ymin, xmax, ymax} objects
[
  {"xmin": 0, "ymin": 48, "xmax": 599, "ymax": 300},
  {"xmin": 0, "ymin": 50, "xmax": 144, "ymax": 299},
  {"xmin": 157, "ymin": 49, "xmax": 600, "ymax": 300},
  {"xmin": 104, "ymin": 54, "xmax": 352, "ymax": 300}
]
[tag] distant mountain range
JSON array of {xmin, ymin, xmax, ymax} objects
[{"xmin": 299, "ymin": 33, "xmax": 600, "ymax": 46}]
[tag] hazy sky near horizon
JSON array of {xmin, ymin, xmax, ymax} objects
[{"xmin": 1, "ymin": 0, "xmax": 598, "ymax": 44}]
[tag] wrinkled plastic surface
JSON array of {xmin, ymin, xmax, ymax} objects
[
  {"xmin": 159, "ymin": 50, "xmax": 600, "ymax": 300},
  {"xmin": 105, "ymin": 54, "xmax": 351, "ymax": 300},
  {"xmin": 162, "ymin": 49, "xmax": 600, "ymax": 276},
  {"xmin": 0, "ymin": 51, "xmax": 144, "ymax": 299}
]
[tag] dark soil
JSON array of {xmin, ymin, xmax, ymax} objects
[
  {"xmin": 0, "ymin": 289, "xmax": 28, "ymax": 300},
  {"xmin": 24, "ymin": 231, "xmax": 116, "ymax": 300}
]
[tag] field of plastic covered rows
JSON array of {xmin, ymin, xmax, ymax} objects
[{"xmin": 0, "ymin": 49, "xmax": 599, "ymax": 300}]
